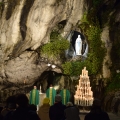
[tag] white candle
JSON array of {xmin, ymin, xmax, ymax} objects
[
  {"xmin": 88, "ymin": 100, "xmax": 89, "ymax": 106},
  {"xmin": 24, "ymin": 80, "xmax": 26, "ymax": 84},
  {"xmin": 82, "ymin": 70, "xmax": 83, "ymax": 76},
  {"xmin": 91, "ymin": 91, "xmax": 93, "ymax": 97},
  {"xmin": 91, "ymin": 98, "xmax": 93, "ymax": 105},
  {"xmin": 89, "ymin": 87, "xmax": 91, "ymax": 91},
  {"xmin": 79, "ymin": 80, "xmax": 80, "ymax": 85},
  {"xmin": 86, "ymin": 71, "xmax": 88, "ymax": 76},
  {"xmin": 88, "ymin": 82, "xmax": 90, "ymax": 87},
  {"xmin": 80, "ymin": 75, "xmax": 81, "ymax": 78},
  {"xmin": 85, "ymin": 98, "xmax": 86, "ymax": 106}
]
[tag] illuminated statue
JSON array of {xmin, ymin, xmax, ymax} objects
[{"xmin": 75, "ymin": 35, "xmax": 82, "ymax": 55}]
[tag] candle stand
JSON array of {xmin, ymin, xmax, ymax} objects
[{"xmin": 74, "ymin": 67, "xmax": 94, "ymax": 111}]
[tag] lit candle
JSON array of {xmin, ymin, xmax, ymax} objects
[
  {"xmin": 91, "ymin": 98, "xmax": 93, "ymax": 105},
  {"xmin": 80, "ymin": 75, "xmax": 81, "ymax": 78},
  {"xmin": 84, "ymin": 98, "xmax": 86, "ymax": 106},
  {"xmin": 85, "ymin": 70, "xmax": 87, "ymax": 75},
  {"xmin": 85, "ymin": 87, "xmax": 86, "ymax": 94},
  {"xmin": 88, "ymin": 100, "xmax": 89, "ymax": 106},
  {"xmin": 87, "ymin": 89, "xmax": 89, "ymax": 94},
  {"xmin": 88, "ymin": 82, "xmax": 90, "ymax": 87},
  {"xmin": 86, "ymin": 71, "xmax": 88, "ymax": 76},
  {"xmin": 24, "ymin": 80, "xmax": 26, "ymax": 84},
  {"xmin": 91, "ymin": 91, "xmax": 93, "ymax": 97},
  {"xmin": 40, "ymin": 85, "xmax": 42, "ymax": 93},
  {"xmin": 82, "ymin": 70, "xmax": 83, "ymax": 76},
  {"xmin": 79, "ymin": 80, "xmax": 80, "ymax": 85},
  {"xmin": 89, "ymin": 87, "xmax": 91, "ymax": 91},
  {"xmin": 74, "ymin": 96, "xmax": 77, "ymax": 104},
  {"xmin": 81, "ymin": 87, "xmax": 83, "ymax": 92}
]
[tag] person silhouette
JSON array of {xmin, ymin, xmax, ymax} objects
[
  {"xmin": 29, "ymin": 86, "xmax": 39, "ymax": 106},
  {"xmin": 46, "ymin": 85, "xmax": 56, "ymax": 106},
  {"xmin": 60, "ymin": 87, "xmax": 70, "ymax": 105},
  {"xmin": 49, "ymin": 94, "xmax": 66, "ymax": 120},
  {"xmin": 4, "ymin": 94, "xmax": 40, "ymax": 120},
  {"xmin": 64, "ymin": 102, "xmax": 80, "ymax": 120},
  {"xmin": 38, "ymin": 97, "xmax": 50, "ymax": 120},
  {"xmin": 84, "ymin": 99, "xmax": 110, "ymax": 120}
]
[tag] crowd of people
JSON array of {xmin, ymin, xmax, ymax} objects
[
  {"xmin": 0, "ymin": 93, "xmax": 80, "ymax": 120},
  {"xmin": 0, "ymin": 92, "xmax": 110, "ymax": 120}
]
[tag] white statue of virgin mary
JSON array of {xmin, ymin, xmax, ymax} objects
[{"xmin": 75, "ymin": 35, "xmax": 82, "ymax": 55}]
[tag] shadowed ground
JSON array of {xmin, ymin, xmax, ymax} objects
[{"xmin": 79, "ymin": 111, "xmax": 120, "ymax": 120}]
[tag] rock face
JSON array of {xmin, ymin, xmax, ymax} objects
[
  {"xmin": 101, "ymin": 26, "xmax": 112, "ymax": 79},
  {"xmin": 0, "ymin": 0, "xmax": 120, "ymax": 115},
  {"xmin": 0, "ymin": 0, "xmax": 87, "ymax": 89},
  {"xmin": 104, "ymin": 91, "xmax": 120, "ymax": 115}
]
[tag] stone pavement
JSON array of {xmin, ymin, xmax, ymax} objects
[
  {"xmin": 79, "ymin": 111, "xmax": 120, "ymax": 120},
  {"xmin": 79, "ymin": 110, "xmax": 89, "ymax": 120}
]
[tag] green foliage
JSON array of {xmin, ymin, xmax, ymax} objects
[
  {"xmin": 41, "ymin": 30, "xmax": 70, "ymax": 60},
  {"xmin": 80, "ymin": 12, "xmax": 89, "ymax": 24},
  {"xmin": 81, "ymin": 12, "xmax": 106, "ymax": 74},
  {"xmin": 106, "ymin": 73, "xmax": 120, "ymax": 92},
  {"xmin": 62, "ymin": 61, "xmax": 85, "ymax": 76},
  {"xmin": 50, "ymin": 30, "xmax": 60, "ymax": 42},
  {"xmin": 0, "ymin": 2, "xmax": 4, "ymax": 5},
  {"xmin": 79, "ymin": 12, "xmax": 90, "ymax": 32},
  {"xmin": 85, "ymin": 25, "xmax": 106, "ymax": 74},
  {"xmin": 62, "ymin": 52, "xmax": 103, "ymax": 76},
  {"xmin": 93, "ymin": 0, "xmax": 102, "ymax": 7}
]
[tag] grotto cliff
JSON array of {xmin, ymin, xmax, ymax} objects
[
  {"xmin": 0, "ymin": 0, "xmax": 87, "ymax": 89},
  {"xmin": 0, "ymin": 0, "xmax": 120, "ymax": 114}
]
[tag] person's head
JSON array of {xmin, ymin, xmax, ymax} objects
[
  {"xmin": 16, "ymin": 94, "xmax": 29, "ymax": 107},
  {"xmin": 6, "ymin": 95, "xmax": 16, "ymax": 109},
  {"xmin": 64, "ymin": 86, "xmax": 66, "ymax": 89},
  {"xmin": 92, "ymin": 99, "xmax": 101, "ymax": 108},
  {"xmin": 43, "ymin": 97, "xmax": 50, "ymax": 105},
  {"xmin": 34, "ymin": 86, "xmax": 37, "ymax": 89},
  {"xmin": 29, "ymin": 104, "xmax": 37, "ymax": 111},
  {"xmin": 55, "ymin": 94, "xmax": 62, "ymax": 103},
  {"xmin": 66, "ymin": 102, "xmax": 73, "ymax": 107}
]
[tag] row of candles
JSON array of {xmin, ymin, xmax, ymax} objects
[
  {"xmin": 81, "ymin": 70, "xmax": 88, "ymax": 76},
  {"xmin": 74, "ymin": 96, "xmax": 93, "ymax": 106},
  {"xmin": 74, "ymin": 91, "xmax": 93, "ymax": 106},
  {"xmin": 76, "ymin": 87, "xmax": 93, "ymax": 96},
  {"xmin": 78, "ymin": 81, "xmax": 90, "ymax": 88}
]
